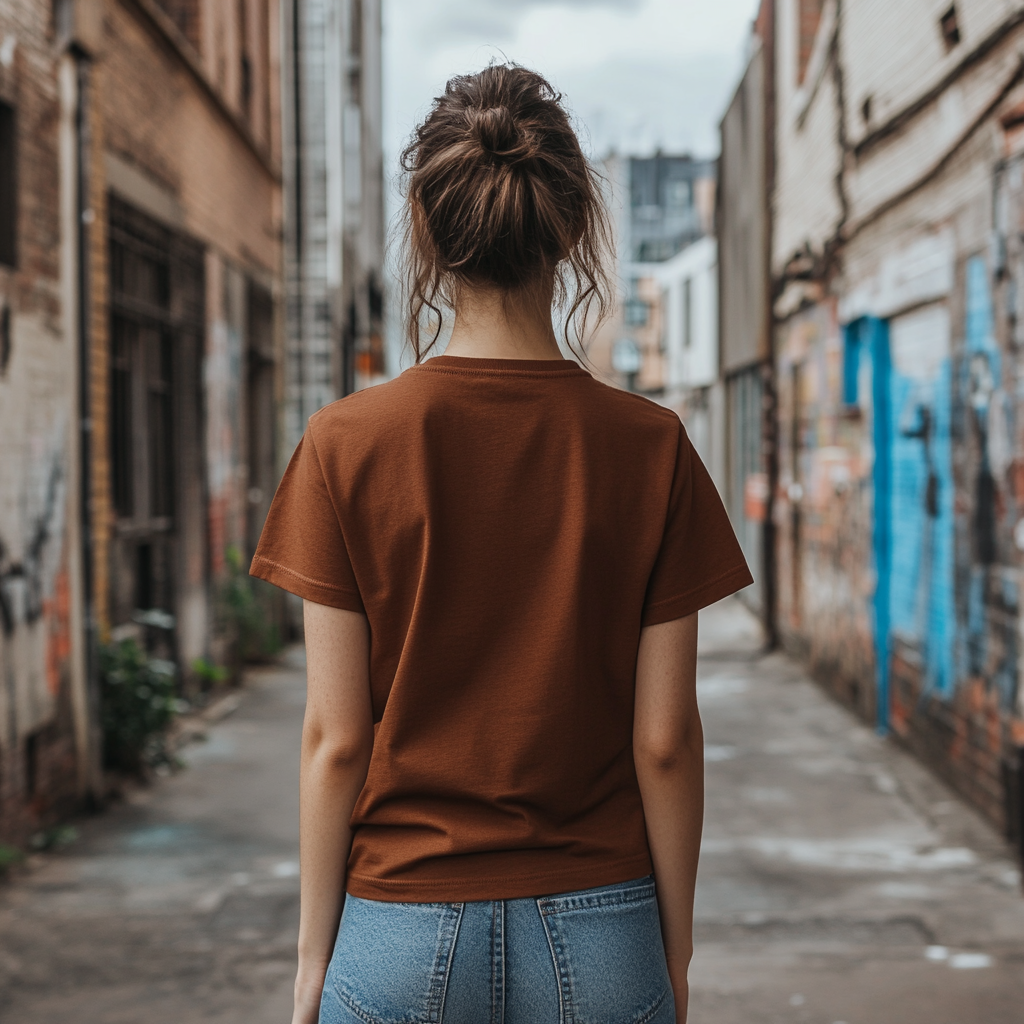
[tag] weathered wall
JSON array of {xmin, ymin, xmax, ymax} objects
[
  {"xmin": 0, "ymin": 10, "xmax": 91, "ymax": 844},
  {"xmin": 771, "ymin": 0, "xmax": 841, "ymax": 280},
  {"xmin": 774, "ymin": 297, "xmax": 877, "ymax": 719},
  {"xmin": 92, "ymin": 0, "xmax": 282, "ymax": 673},
  {"xmin": 771, "ymin": 0, "xmax": 1024, "ymax": 837},
  {"xmin": 1, "ymin": 0, "xmax": 290, "ymax": 844}
]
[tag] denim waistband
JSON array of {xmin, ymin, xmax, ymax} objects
[{"xmin": 545, "ymin": 873, "xmax": 655, "ymax": 901}]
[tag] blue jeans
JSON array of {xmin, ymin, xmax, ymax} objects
[{"xmin": 318, "ymin": 875, "xmax": 675, "ymax": 1024}]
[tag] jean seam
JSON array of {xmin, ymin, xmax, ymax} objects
[
  {"xmin": 538, "ymin": 904, "xmax": 573, "ymax": 1024},
  {"xmin": 328, "ymin": 982, "xmax": 386, "ymax": 1024},
  {"xmin": 491, "ymin": 900, "xmax": 506, "ymax": 1024},
  {"xmin": 432, "ymin": 903, "xmax": 463, "ymax": 1024},
  {"xmin": 489, "ymin": 902, "xmax": 497, "ymax": 1024},
  {"xmin": 633, "ymin": 988, "xmax": 669, "ymax": 1024}
]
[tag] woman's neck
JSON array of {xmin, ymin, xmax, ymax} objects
[{"xmin": 444, "ymin": 280, "xmax": 563, "ymax": 360}]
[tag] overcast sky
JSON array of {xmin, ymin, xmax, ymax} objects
[{"xmin": 382, "ymin": 0, "xmax": 761, "ymax": 173}]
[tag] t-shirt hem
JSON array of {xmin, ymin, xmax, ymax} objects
[
  {"xmin": 249, "ymin": 554, "xmax": 365, "ymax": 613},
  {"xmin": 642, "ymin": 562, "xmax": 754, "ymax": 626},
  {"xmin": 345, "ymin": 853, "xmax": 655, "ymax": 903}
]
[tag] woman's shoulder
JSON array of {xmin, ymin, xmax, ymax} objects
[
  {"xmin": 577, "ymin": 373, "xmax": 685, "ymax": 442},
  {"xmin": 308, "ymin": 371, "xmax": 423, "ymax": 431}
]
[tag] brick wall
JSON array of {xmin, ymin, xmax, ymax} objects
[{"xmin": 0, "ymin": 1, "xmax": 87, "ymax": 845}]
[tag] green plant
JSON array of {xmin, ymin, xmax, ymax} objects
[
  {"xmin": 0, "ymin": 843, "xmax": 23, "ymax": 875},
  {"xmin": 220, "ymin": 544, "xmax": 282, "ymax": 662},
  {"xmin": 29, "ymin": 825, "xmax": 78, "ymax": 852},
  {"xmin": 99, "ymin": 638, "xmax": 179, "ymax": 772},
  {"xmin": 191, "ymin": 657, "xmax": 229, "ymax": 686}
]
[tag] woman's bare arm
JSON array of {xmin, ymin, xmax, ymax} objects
[
  {"xmin": 633, "ymin": 612, "xmax": 703, "ymax": 1024},
  {"xmin": 292, "ymin": 600, "xmax": 374, "ymax": 1024}
]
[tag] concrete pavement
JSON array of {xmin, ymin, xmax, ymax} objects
[
  {"xmin": 0, "ymin": 651, "xmax": 306, "ymax": 1023},
  {"xmin": 1, "ymin": 601, "xmax": 1022, "ymax": 1023},
  {"xmin": 691, "ymin": 599, "xmax": 1024, "ymax": 1024}
]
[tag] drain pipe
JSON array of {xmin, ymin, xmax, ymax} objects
[{"xmin": 74, "ymin": 51, "xmax": 102, "ymax": 800}]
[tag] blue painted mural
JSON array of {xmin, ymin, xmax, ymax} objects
[
  {"xmin": 844, "ymin": 307, "xmax": 956, "ymax": 729},
  {"xmin": 887, "ymin": 331, "xmax": 956, "ymax": 697}
]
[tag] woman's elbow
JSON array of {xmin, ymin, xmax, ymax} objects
[
  {"xmin": 303, "ymin": 726, "xmax": 372, "ymax": 773},
  {"xmin": 634, "ymin": 725, "xmax": 703, "ymax": 775}
]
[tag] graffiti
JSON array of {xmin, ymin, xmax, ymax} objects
[
  {"xmin": 842, "ymin": 305, "xmax": 957, "ymax": 719},
  {"xmin": 0, "ymin": 454, "xmax": 65, "ymax": 638},
  {"xmin": 958, "ymin": 255, "xmax": 1018, "ymax": 711},
  {"xmin": 887, "ymin": 333, "xmax": 955, "ymax": 699},
  {"xmin": 964, "ymin": 257, "xmax": 1004, "ymax": 565}
]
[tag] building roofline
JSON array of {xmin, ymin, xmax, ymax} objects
[{"xmin": 118, "ymin": 0, "xmax": 281, "ymax": 183}]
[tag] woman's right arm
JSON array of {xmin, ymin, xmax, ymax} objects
[
  {"xmin": 293, "ymin": 600, "xmax": 374, "ymax": 1024},
  {"xmin": 633, "ymin": 612, "xmax": 703, "ymax": 1024}
]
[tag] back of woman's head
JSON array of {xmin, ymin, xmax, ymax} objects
[{"xmin": 401, "ymin": 63, "xmax": 611, "ymax": 360}]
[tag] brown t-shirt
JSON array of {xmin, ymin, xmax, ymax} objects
[{"xmin": 251, "ymin": 355, "xmax": 752, "ymax": 901}]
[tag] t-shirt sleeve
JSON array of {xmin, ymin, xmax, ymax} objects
[
  {"xmin": 249, "ymin": 426, "xmax": 365, "ymax": 613},
  {"xmin": 641, "ymin": 422, "xmax": 754, "ymax": 626}
]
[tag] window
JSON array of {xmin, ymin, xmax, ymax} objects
[
  {"xmin": 107, "ymin": 197, "xmax": 202, "ymax": 629},
  {"xmin": 664, "ymin": 179, "xmax": 691, "ymax": 211},
  {"xmin": 111, "ymin": 319, "xmax": 134, "ymax": 517},
  {"xmin": 624, "ymin": 297, "xmax": 649, "ymax": 327},
  {"xmin": 0, "ymin": 101, "xmax": 16, "ymax": 268},
  {"xmin": 109, "ymin": 206, "xmax": 174, "ymax": 527},
  {"xmin": 940, "ymin": 6, "xmax": 960, "ymax": 50}
]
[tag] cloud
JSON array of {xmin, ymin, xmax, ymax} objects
[
  {"xmin": 559, "ymin": 50, "xmax": 745, "ymax": 158},
  {"xmin": 399, "ymin": 0, "xmax": 644, "ymax": 44},
  {"xmin": 384, "ymin": 0, "xmax": 757, "ymax": 162}
]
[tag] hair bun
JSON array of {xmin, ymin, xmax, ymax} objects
[
  {"xmin": 402, "ymin": 64, "xmax": 611, "ymax": 361},
  {"xmin": 469, "ymin": 105, "xmax": 523, "ymax": 160}
]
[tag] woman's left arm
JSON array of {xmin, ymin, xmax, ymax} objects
[{"xmin": 292, "ymin": 600, "xmax": 374, "ymax": 1024}]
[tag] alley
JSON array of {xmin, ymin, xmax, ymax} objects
[
  {"xmin": 0, "ymin": 652, "xmax": 306, "ymax": 1023},
  {"xmin": 2, "ymin": 601, "xmax": 1024, "ymax": 1023},
  {"xmin": 692, "ymin": 600, "xmax": 1024, "ymax": 1024}
]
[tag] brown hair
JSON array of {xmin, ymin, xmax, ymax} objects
[{"xmin": 400, "ymin": 63, "xmax": 612, "ymax": 361}]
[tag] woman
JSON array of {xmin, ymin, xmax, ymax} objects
[{"xmin": 251, "ymin": 64, "xmax": 752, "ymax": 1024}]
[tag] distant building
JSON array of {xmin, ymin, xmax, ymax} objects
[
  {"xmin": 653, "ymin": 237, "xmax": 722, "ymax": 486},
  {"xmin": 589, "ymin": 153, "xmax": 716, "ymax": 408},
  {"xmin": 281, "ymin": 0, "xmax": 385, "ymax": 456},
  {"xmin": 625, "ymin": 153, "xmax": 715, "ymax": 263},
  {"xmin": 718, "ymin": 8, "xmax": 774, "ymax": 621}
]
